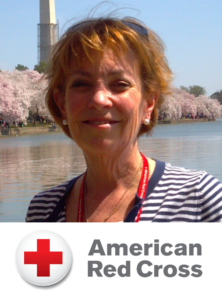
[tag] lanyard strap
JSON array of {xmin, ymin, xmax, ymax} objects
[
  {"xmin": 77, "ymin": 172, "xmax": 86, "ymax": 222},
  {"xmin": 77, "ymin": 153, "xmax": 149, "ymax": 222},
  {"xmin": 135, "ymin": 153, "xmax": 149, "ymax": 222}
]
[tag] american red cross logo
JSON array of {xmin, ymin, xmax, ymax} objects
[{"xmin": 24, "ymin": 239, "xmax": 63, "ymax": 277}]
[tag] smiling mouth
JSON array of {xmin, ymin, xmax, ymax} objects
[
  {"xmin": 82, "ymin": 120, "xmax": 120, "ymax": 129},
  {"xmin": 83, "ymin": 120, "xmax": 119, "ymax": 125}
]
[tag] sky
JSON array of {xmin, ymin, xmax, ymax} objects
[{"xmin": 0, "ymin": 0, "xmax": 221, "ymax": 96}]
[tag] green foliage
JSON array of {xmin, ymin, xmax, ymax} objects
[
  {"xmin": 189, "ymin": 85, "xmax": 206, "ymax": 97},
  {"xmin": 15, "ymin": 64, "xmax": 28, "ymax": 71},
  {"xmin": 180, "ymin": 86, "xmax": 190, "ymax": 93},
  {"xmin": 211, "ymin": 90, "xmax": 222, "ymax": 104},
  {"xmin": 180, "ymin": 85, "xmax": 206, "ymax": 97},
  {"xmin": 34, "ymin": 61, "xmax": 48, "ymax": 74}
]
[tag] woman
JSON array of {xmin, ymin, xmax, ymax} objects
[{"xmin": 26, "ymin": 16, "xmax": 222, "ymax": 222}]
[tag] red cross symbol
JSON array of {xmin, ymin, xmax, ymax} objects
[{"xmin": 24, "ymin": 239, "xmax": 63, "ymax": 277}]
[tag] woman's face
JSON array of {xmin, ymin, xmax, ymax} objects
[{"xmin": 55, "ymin": 48, "xmax": 155, "ymax": 154}]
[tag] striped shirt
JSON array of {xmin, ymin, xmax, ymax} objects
[{"xmin": 26, "ymin": 160, "xmax": 222, "ymax": 222}]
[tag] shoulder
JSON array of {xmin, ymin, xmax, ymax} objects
[
  {"xmin": 197, "ymin": 172, "xmax": 222, "ymax": 222},
  {"xmin": 141, "ymin": 161, "xmax": 222, "ymax": 222},
  {"xmin": 163, "ymin": 162, "xmax": 222, "ymax": 196},
  {"xmin": 148, "ymin": 160, "xmax": 207, "ymax": 195},
  {"xmin": 159, "ymin": 162, "xmax": 215, "ymax": 191},
  {"xmin": 26, "ymin": 177, "xmax": 78, "ymax": 222},
  {"xmin": 167, "ymin": 163, "xmax": 222, "ymax": 222}
]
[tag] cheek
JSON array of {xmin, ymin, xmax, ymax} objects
[
  {"xmin": 65, "ymin": 93, "xmax": 84, "ymax": 119},
  {"xmin": 120, "ymin": 92, "xmax": 142, "ymax": 115},
  {"xmin": 64, "ymin": 94, "xmax": 85, "ymax": 140},
  {"xmin": 120, "ymin": 93, "xmax": 144, "ymax": 141}
]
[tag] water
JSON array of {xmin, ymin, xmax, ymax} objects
[{"xmin": 0, "ymin": 120, "xmax": 221, "ymax": 222}]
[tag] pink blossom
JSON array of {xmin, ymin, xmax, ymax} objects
[
  {"xmin": 0, "ymin": 70, "xmax": 52, "ymax": 124},
  {"xmin": 160, "ymin": 88, "xmax": 222, "ymax": 120}
]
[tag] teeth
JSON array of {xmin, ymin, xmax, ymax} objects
[
  {"xmin": 87, "ymin": 121, "xmax": 110, "ymax": 125},
  {"xmin": 91, "ymin": 121, "xmax": 110, "ymax": 124},
  {"xmin": 84, "ymin": 120, "xmax": 118, "ymax": 125}
]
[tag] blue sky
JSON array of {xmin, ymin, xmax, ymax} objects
[{"xmin": 0, "ymin": 0, "xmax": 221, "ymax": 96}]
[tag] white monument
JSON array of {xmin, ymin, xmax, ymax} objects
[{"xmin": 38, "ymin": 0, "xmax": 58, "ymax": 62}]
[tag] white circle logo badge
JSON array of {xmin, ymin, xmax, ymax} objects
[{"xmin": 15, "ymin": 230, "xmax": 72, "ymax": 286}]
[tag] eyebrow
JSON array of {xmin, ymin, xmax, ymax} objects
[
  {"xmin": 70, "ymin": 71, "xmax": 91, "ymax": 77},
  {"xmin": 70, "ymin": 70, "xmax": 131, "ymax": 77}
]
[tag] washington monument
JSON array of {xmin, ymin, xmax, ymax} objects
[{"xmin": 38, "ymin": 0, "xmax": 58, "ymax": 63}]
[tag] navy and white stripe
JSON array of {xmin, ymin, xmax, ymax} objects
[
  {"xmin": 26, "ymin": 183, "xmax": 68, "ymax": 222},
  {"xmin": 26, "ymin": 160, "xmax": 222, "ymax": 222},
  {"xmin": 139, "ymin": 163, "xmax": 222, "ymax": 222}
]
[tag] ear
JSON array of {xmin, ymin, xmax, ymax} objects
[
  {"xmin": 53, "ymin": 89, "xmax": 67, "ymax": 120},
  {"xmin": 143, "ymin": 93, "xmax": 158, "ymax": 121}
]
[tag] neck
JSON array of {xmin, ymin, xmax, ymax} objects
[
  {"xmin": 83, "ymin": 146, "xmax": 142, "ymax": 194},
  {"xmin": 82, "ymin": 146, "xmax": 143, "ymax": 222}
]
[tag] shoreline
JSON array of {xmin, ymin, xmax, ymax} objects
[
  {"xmin": 158, "ymin": 118, "xmax": 216, "ymax": 125},
  {"xmin": 0, "ymin": 118, "xmax": 217, "ymax": 137},
  {"xmin": 0, "ymin": 126, "xmax": 63, "ymax": 137}
]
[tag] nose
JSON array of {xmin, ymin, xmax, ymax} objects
[{"xmin": 88, "ymin": 86, "xmax": 113, "ymax": 110}]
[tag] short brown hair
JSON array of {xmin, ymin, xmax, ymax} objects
[{"xmin": 45, "ymin": 17, "xmax": 172, "ymax": 138}]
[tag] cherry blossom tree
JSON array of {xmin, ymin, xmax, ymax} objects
[
  {"xmin": 210, "ymin": 98, "xmax": 222, "ymax": 119},
  {"xmin": 196, "ymin": 96, "xmax": 222, "ymax": 119},
  {"xmin": 0, "ymin": 74, "xmax": 15, "ymax": 123},
  {"xmin": 0, "ymin": 70, "xmax": 52, "ymax": 125},
  {"xmin": 195, "ymin": 95, "xmax": 210, "ymax": 117},
  {"xmin": 0, "ymin": 71, "xmax": 30, "ymax": 124},
  {"xmin": 174, "ymin": 88, "xmax": 197, "ymax": 118},
  {"xmin": 159, "ymin": 94, "xmax": 182, "ymax": 120},
  {"xmin": 8, "ymin": 70, "xmax": 32, "ymax": 122},
  {"xmin": 160, "ymin": 88, "xmax": 222, "ymax": 120},
  {"xmin": 25, "ymin": 70, "xmax": 51, "ymax": 119}
]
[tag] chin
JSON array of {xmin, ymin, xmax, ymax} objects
[
  {"xmin": 81, "ymin": 139, "xmax": 124, "ymax": 155},
  {"xmin": 72, "ymin": 130, "xmax": 131, "ymax": 155}
]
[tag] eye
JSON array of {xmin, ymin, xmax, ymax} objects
[
  {"xmin": 110, "ymin": 80, "xmax": 131, "ymax": 92},
  {"xmin": 71, "ymin": 81, "xmax": 91, "ymax": 88}
]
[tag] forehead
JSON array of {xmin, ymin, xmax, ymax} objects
[{"xmin": 68, "ymin": 48, "xmax": 140, "ymax": 77}]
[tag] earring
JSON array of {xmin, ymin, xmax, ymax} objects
[
  {"xmin": 143, "ymin": 119, "xmax": 149, "ymax": 126},
  {"xmin": 62, "ymin": 119, "xmax": 67, "ymax": 125}
]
